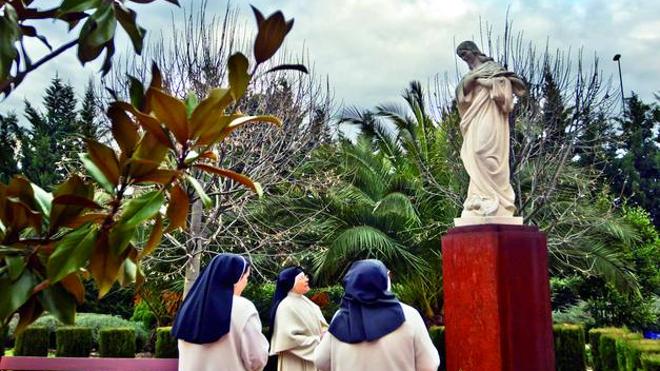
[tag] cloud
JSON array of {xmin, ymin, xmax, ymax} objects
[{"xmin": 2, "ymin": 0, "xmax": 658, "ymax": 121}]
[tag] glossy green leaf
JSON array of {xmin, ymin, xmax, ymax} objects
[
  {"xmin": 0, "ymin": 270, "xmax": 38, "ymax": 324},
  {"xmin": 49, "ymin": 175, "xmax": 95, "ymax": 232},
  {"xmin": 114, "ymin": 3, "xmax": 146, "ymax": 54},
  {"xmin": 30, "ymin": 183, "xmax": 53, "ymax": 219},
  {"xmin": 77, "ymin": 4, "xmax": 117, "ymax": 63},
  {"xmin": 89, "ymin": 233, "xmax": 127, "ymax": 297},
  {"xmin": 127, "ymin": 75, "xmax": 145, "ymax": 110},
  {"xmin": 149, "ymin": 88, "xmax": 189, "ymax": 144},
  {"xmin": 108, "ymin": 222, "xmax": 136, "ymax": 256},
  {"xmin": 119, "ymin": 190, "xmax": 165, "ymax": 228},
  {"xmin": 186, "ymin": 175, "xmax": 212, "ymax": 209},
  {"xmin": 80, "ymin": 153, "xmax": 115, "ymax": 194},
  {"xmin": 5, "ymin": 256, "xmax": 25, "ymax": 281},
  {"xmin": 184, "ymin": 92, "xmax": 198, "ymax": 117},
  {"xmin": 0, "ymin": 4, "xmax": 20, "ymax": 82},
  {"xmin": 189, "ymin": 88, "xmax": 233, "ymax": 139},
  {"xmin": 139, "ymin": 215, "xmax": 163, "ymax": 258},
  {"xmin": 47, "ymin": 225, "xmax": 97, "ymax": 284},
  {"xmin": 58, "ymin": 0, "xmax": 102, "ymax": 14},
  {"xmin": 86, "ymin": 139, "xmax": 120, "ymax": 186},
  {"xmin": 38, "ymin": 284, "xmax": 76, "ymax": 325},
  {"xmin": 228, "ymin": 53, "xmax": 250, "ymax": 100},
  {"xmin": 108, "ymin": 103, "xmax": 140, "ymax": 155}
]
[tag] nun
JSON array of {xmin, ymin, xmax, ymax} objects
[
  {"xmin": 172, "ymin": 253, "xmax": 269, "ymax": 371},
  {"xmin": 314, "ymin": 259, "xmax": 440, "ymax": 371},
  {"xmin": 269, "ymin": 266, "xmax": 329, "ymax": 371}
]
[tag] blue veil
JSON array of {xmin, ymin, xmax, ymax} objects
[
  {"xmin": 328, "ymin": 259, "xmax": 405, "ymax": 343},
  {"xmin": 171, "ymin": 253, "xmax": 248, "ymax": 344}
]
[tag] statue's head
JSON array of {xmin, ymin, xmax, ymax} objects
[{"xmin": 456, "ymin": 41, "xmax": 492, "ymax": 67}]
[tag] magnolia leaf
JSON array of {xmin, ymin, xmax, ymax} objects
[
  {"xmin": 194, "ymin": 164, "xmax": 262, "ymax": 196},
  {"xmin": 217, "ymin": 114, "xmax": 283, "ymax": 142},
  {"xmin": 89, "ymin": 233, "xmax": 125, "ymax": 298},
  {"xmin": 165, "ymin": 183, "xmax": 189, "ymax": 232},
  {"xmin": 30, "ymin": 183, "xmax": 52, "ymax": 220},
  {"xmin": 265, "ymin": 64, "xmax": 308, "ymax": 74},
  {"xmin": 49, "ymin": 175, "xmax": 95, "ymax": 232},
  {"xmin": 119, "ymin": 190, "xmax": 165, "ymax": 228},
  {"xmin": 253, "ymin": 11, "xmax": 291, "ymax": 64},
  {"xmin": 114, "ymin": 3, "xmax": 146, "ymax": 54},
  {"xmin": 86, "ymin": 139, "xmax": 120, "ymax": 186},
  {"xmin": 189, "ymin": 88, "xmax": 233, "ymax": 139},
  {"xmin": 60, "ymin": 273, "xmax": 85, "ymax": 304},
  {"xmin": 114, "ymin": 101, "xmax": 172, "ymax": 147},
  {"xmin": 185, "ymin": 175, "xmax": 212, "ymax": 209},
  {"xmin": 251, "ymin": 5, "xmax": 265, "ymax": 27},
  {"xmin": 52, "ymin": 195, "xmax": 103, "ymax": 210},
  {"xmin": 228, "ymin": 53, "xmax": 250, "ymax": 100},
  {"xmin": 108, "ymin": 103, "xmax": 140, "ymax": 155},
  {"xmin": 80, "ymin": 153, "xmax": 115, "ymax": 194},
  {"xmin": 6, "ymin": 256, "xmax": 26, "ymax": 281},
  {"xmin": 184, "ymin": 92, "xmax": 198, "ymax": 117},
  {"xmin": 14, "ymin": 297, "xmax": 43, "ymax": 335},
  {"xmin": 47, "ymin": 225, "xmax": 97, "ymax": 284},
  {"xmin": 0, "ymin": 270, "xmax": 38, "ymax": 324},
  {"xmin": 38, "ymin": 284, "xmax": 76, "ymax": 325},
  {"xmin": 77, "ymin": 4, "xmax": 117, "ymax": 63},
  {"xmin": 149, "ymin": 88, "xmax": 189, "ymax": 144},
  {"xmin": 61, "ymin": 212, "xmax": 108, "ymax": 229},
  {"xmin": 132, "ymin": 169, "xmax": 179, "ymax": 185},
  {"xmin": 117, "ymin": 246, "xmax": 138, "ymax": 287},
  {"xmin": 58, "ymin": 0, "xmax": 102, "ymax": 14},
  {"xmin": 139, "ymin": 214, "xmax": 163, "ymax": 258}
]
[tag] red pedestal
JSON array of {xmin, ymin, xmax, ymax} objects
[{"xmin": 441, "ymin": 224, "xmax": 555, "ymax": 371}]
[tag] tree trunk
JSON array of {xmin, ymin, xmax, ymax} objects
[{"xmin": 182, "ymin": 199, "xmax": 203, "ymax": 299}]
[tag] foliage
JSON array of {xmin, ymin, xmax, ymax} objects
[
  {"xmin": 615, "ymin": 333, "xmax": 646, "ymax": 370},
  {"xmin": 553, "ymin": 324, "xmax": 586, "ymax": 371},
  {"xmin": 131, "ymin": 300, "xmax": 157, "ymax": 330},
  {"xmin": 79, "ymin": 281, "xmax": 135, "ymax": 320},
  {"xmin": 641, "ymin": 353, "xmax": 660, "ymax": 370},
  {"xmin": 14, "ymin": 325, "xmax": 48, "ymax": 356},
  {"xmin": 624, "ymin": 339, "xmax": 660, "ymax": 371},
  {"xmin": 7, "ymin": 313, "xmax": 148, "ymax": 352},
  {"xmin": 552, "ymin": 301, "xmax": 595, "ymax": 331},
  {"xmin": 0, "ymin": 0, "xmax": 180, "ymax": 96},
  {"xmin": 0, "ymin": 113, "xmax": 19, "ymax": 183},
  {"xmin": 55, "ymin": 326, "xmax": 93, "ymax": 357},
  {"xmin": 99, "ymin": 327, "xmax": 135, "ymax": 358},
  {"xmin": 551, "ymin": 276, "xmax": 582, "ymax": 311},
  {"xmin": 0, "ymin": 5, "xmax": 302, "ymax": 333},
  {"xmin": 589, "ymin": 327, "xmax": 628, "ymax": 371},
  {"xmin": 428, "ymin": 326, "xmax": 446, "ymax": 371},
  {"xmin": 155, "ymin": 326, "xmax": 178, "ymax": 358}
]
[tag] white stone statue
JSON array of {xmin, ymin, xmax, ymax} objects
[{"xmin": 454, "ymin": 41, "xmax": 526, "ymax": 226}]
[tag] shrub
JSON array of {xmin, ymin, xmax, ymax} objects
[
  {"xmin": 589, "ymin": 327, "xmax": 627, "ymax": 371},
  {"xmin": 553, "ymin": 324, "xmax": 586, "ymax": 371},
  {"xmin": 641, "ymin": 353, "xmax": 660, "ymax": 370},
  {"xmin": 98, "ymin": 328, "xmax": 136, "ymax": 358},
  {"xmin": 624, "ymin": 339, "xmax": 660, "ymax": 371},
  {"xmin": 131, "ymin": 301, "xmax": 157, "ymax": 330},
  {"xmin": 14, "ymin": 326, "xmax": 49, "ymax": 356},
  {"xmin": 243, "ymin": 282, "xmax": 276, "ymax": 325},
  {"xmin": 155, "ymin": 327, "xmax": 178, "ymax": 358},
  {"xmin": 428, "ymin": 326, "xmax": 446, "ymax": 371},
  {"xmin": 552, "ymin": 301, "xmax": 595, "ymax": 331},
  {"xmin": 55, "ymin": 327, "xmax": 93, "ymax": 357},
  {"xmin": 600, "ymin": 332, "xmax": 631, "ymax": 371},
  {"xmin": 615, "ymin": 333, "xmax": 644, "ymax": 370}
]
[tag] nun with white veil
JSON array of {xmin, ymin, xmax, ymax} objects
[
  {"xmin": 172, "ymin": 253, "xmax": 269, "ymax": 371},
  {"xmin": 314, "ymin": 259, "xmax": 440, "ymax": 371}
]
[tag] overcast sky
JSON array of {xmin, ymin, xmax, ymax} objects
[{"xmin": 2, "ymin": 0, "xmax": 658, "ymax": 119}]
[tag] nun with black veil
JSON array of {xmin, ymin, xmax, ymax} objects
[
  {"xmin": 172, "ymin": 253, "xmax": 269, "ymax": 371},
  {"xmin": 314, "ymin": 259, "xmax": 440, "ymax": 371},
  {"xmin": 268, "ymin": 266, "xmax": 328, "ymax": 371}
]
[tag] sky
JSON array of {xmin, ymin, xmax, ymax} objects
[{"xmin": 2, "ymin": 0, "xmax": 659, "ymax": 119}]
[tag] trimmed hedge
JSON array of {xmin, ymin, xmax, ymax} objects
[
  {"xmin": 428, "ymin": 326, "xmax": 446, "ymax": 371},
  {"xmin": 55, "ymin": 327, "xmax": 93, "ymax": 357},
  {"xmin": 615, "ymin": 333, "xmax": 644, "ymax": 370},
  {"xmin": 99, "ymin": 328, "xmax": 136, "ymax": 358},
  {"xmin": 14, "ymin": 326, "xmax": 49, "ymax": 356},
  {"xmin": 589, "ymin": 327, "xmax": 627, "ymax": 371},
  {"xmin": 641, "ymin": 353, "xmax": 660, "ymax": 371},
  {"xmin": 155, "ymin": 327, "xmax": 178, "ymax": 358},
  {"xmin": 553, "ymin": 324, "xmax": 586, "ymax": 371},
  {"xmin": 624, "ymin": 339, "xmax": 660, "ymax": 371}
]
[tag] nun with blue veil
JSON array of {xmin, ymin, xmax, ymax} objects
[
  {"xmin": 268, "ymin": 267, "xmax": 328, "ymax": 371},
  {"xmin": 314, "ymin": 259, "xmax": 440, "ymax": 371},
  {"xmin": 172, "ymin": 253, "xmax": 269, "ymax": 371}
]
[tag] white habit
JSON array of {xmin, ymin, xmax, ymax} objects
[
  {"xmin": 270, "ymin": 292, "xmax": 329, "ymax": 371},
  {"xmin": 178, "ymin": 296, "xmax": 269, "ymax": 371},
  {"xmin": 314, "ymin": 303, "xmax": 440, "ymax": 371}
]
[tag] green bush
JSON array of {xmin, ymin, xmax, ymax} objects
[
  {"xmin": 615, "ymin": 333, "xmax": 644, "ymax": 370},
  {"xmin": 428, "ymin": 326, "xmax": 445, "ymax": 371},
  {"xmin": 14, "ymin": 326, "xmax": 49, "ymax": 356},
  {"xmin": 553, "ymin": 324, "xmax": 586, "ymax": 371},
  {"xmin": 8, "ymin": 313, "xmax": 149, "ymax": 352},
  {"xmin": 131, "ymin": 301, "xmax": 157, "ymax": 330},
  {"xmin": 155, "ymin": 327, "xmax": 178, "ymax": 358},
  {"xmin": 641, "ymin": 353, "xmax": 660, "ymax": 370},
  {"xmin": 600, "ymin": 332, "xmax": 630, "ymax": 371},
  {"xmin": 624, "ymin": 339, "xmax": 660, "ymax": 371},
  {"xmin": 98, "ymin": 328, "xmax": 136, "ymax": 358},
  {"xmin": 55, "ymin": 327, "xmax": 93, "ymax": 357},
  {"xmin": 589, "ymin": 327, "xmax": 627, "ymax": 371},
  {"xmin": 552, "ymin": 301, "xmax": 595, "ymax": 331}
]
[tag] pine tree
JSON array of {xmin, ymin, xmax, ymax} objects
[
  {"xmin": 0, "ymin": 113, "xmax": 20, "ymax": 182},
  {"xmin": 79, "ymin": 80, "xmax": 101, "ymax": 140}
]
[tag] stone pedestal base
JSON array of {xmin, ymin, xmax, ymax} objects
[
  {"xmin": 441, "ymin": 224, "xmax": 554, "ymax": 371},
  {"xmin": 454, "ymin": 216, "xmax": 523, "ymax": 227}
]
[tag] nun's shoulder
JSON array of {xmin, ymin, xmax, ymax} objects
[
  {"xmin": 234, "ymin": 295, "xmax": 259, "ymax": 314},
  {"xmin": 399, "ymin": 303, "xmax": 424, "ymax": 322}
]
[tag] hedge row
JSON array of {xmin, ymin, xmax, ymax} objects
[
  {"xmin": 553, "ymin": 324, "xmax": 586, "ymax": 371},
  {"xmin": 589, "ymin": 327, "xmax": 660, "ymax": 371}
]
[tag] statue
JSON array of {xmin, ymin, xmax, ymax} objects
[{"xmin": 454, "ymin": 41, "xmax": 526, "ymax": 226}]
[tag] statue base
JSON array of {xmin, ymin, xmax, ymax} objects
[
  {"xmin": 441, "ymin": 224, "xmax": 555, "ymax": 371},
  {"xmin": 454, "ymin": 216, "xmax": 523, "ymax": 227}
]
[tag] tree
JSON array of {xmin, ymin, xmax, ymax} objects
[
  {"xmin": 0, "ymin": 0, "xmax": 179, "ymax": 96},
  {"xmin": 0, "ymin": 6, "xmax": 301, "ymax": 335},
  {"xmin": 0, "ymin": 113, "xmax": 19, "ymax": 182},
  {"xmin": 605, "ymin": 94, "xmax": 659, "ymax": 226}
]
